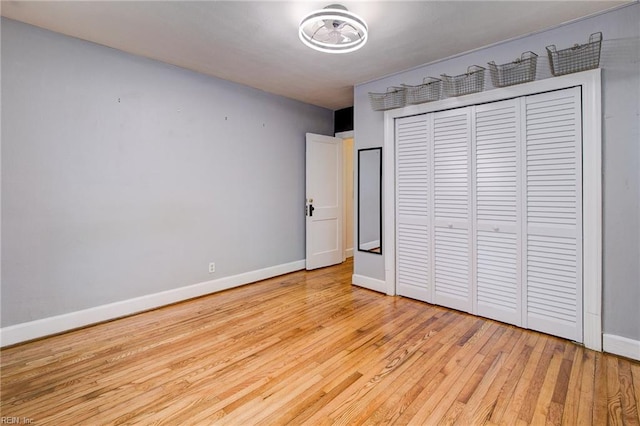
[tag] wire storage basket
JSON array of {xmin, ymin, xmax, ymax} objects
[
  {"xmin": 488, "ymin": 51, "xmax": 538, "ymax": 88},
  {"xmin": 441, "ymin": 65, "xmax": 486, "ymax": 97},
  {"xmin": 546, "ymin": 32, "xmax": 602, "ymax": 76},
  {"xmin": 368, "ymin": 87, "xmax": 407, "ymax": 111},
  {"xmin": 402, "ymin": 77, "xmax": 442, "ymax": 105}
]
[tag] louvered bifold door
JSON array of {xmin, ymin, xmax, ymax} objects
[
  {"xmin": 433, "ymin": 108, "xmax": 473, "ymax": 312},
  {"xmin": 524, "ymin": 87, "xmax": 583, "ymax": 342},
  {"xmin": 396, "ymin": 115, "xmax": 432, "ymax": 303},
  {"xmin": 473, "ymin": 99, "xmax": 522, "ymax": 325}
]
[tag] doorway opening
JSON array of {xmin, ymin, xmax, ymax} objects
[{"xmin": 336, "ymin": 131, "xmax": 354, "ymax": 262}]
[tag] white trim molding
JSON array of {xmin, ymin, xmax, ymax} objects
[
  {"xmin": 603, "ymin": 334, "xmax": 640, "ymax": 361},
  {"xmin": 335, "ymin": 130, "xmax": 354, "ymax": 139},
  {"xmin": 0, "ymin": 260, "xmax": 306, "ymax": 347},
  {"xmin": 383, "ymin": 69, "xmax": 602, "ymax": 351},
  {"xmin": 352, "ymin": 274, "xmax": 387, "ymax": 294}
]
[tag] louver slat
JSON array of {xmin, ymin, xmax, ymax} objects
[
  {"xmin": 434, "ymin": 227, "xmax": 470, "ymax": 305},
  {"xmin": 396, "ymin": 115, "xmax": 431, "ymax": 302},
  {"xmin": 524, "ymin": 88, "xmax": 582, "ymax": 342},
  {"xmin": 434, "ymin": 112, "xmax": 470, "ymax": 222}
]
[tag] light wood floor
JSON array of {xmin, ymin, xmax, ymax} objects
[{"xmin": 2, "ymin": 259, "xmax": 639, "ymax": 425}]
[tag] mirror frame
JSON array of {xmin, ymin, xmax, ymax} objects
[{"xmin": 357, "ymin": 147, "xmax": 383, "ymax": 255}]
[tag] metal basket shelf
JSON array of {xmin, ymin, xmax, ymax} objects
[
  {"xmin": 488, "ymin": 51, "xmax": 538, "ymax": 88},
  {"xmin": 368, "ymin": 87, "xmax": 407, "ymax": 111},
  {"xmin": 441, "ymin": 65, "xmax": 486, "ymax": 97},
  {"xmin": 402, "ymin": 77, "xmax": 442, "ymax": 105},
  {"xmin": 546, "ymin": 32, "xmax": 602, "ymax": 76}
]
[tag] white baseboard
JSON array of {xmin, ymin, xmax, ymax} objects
[
  {"xmin": 0, "ymin": 260, "xmax": 306, "ymax": 347},
  {"xmin": 345, "ymin": 248, "xmax": 354, "ymax": 258},
  {"xmin": 603, "ymin": 334, "xmax": 640, "ymax": 361},
  {"xmin": 352, "ymin": 274, "xmax": 386, "ymax": 294},
  {"xmin": 359, "ymin": 240, "xmax": 381, "ymax": 251}
]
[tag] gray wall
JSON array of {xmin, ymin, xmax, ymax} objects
[
  {"xmin": 1, "ymin": 18, "xmax": 333, "ymax": 327},
  {"xmin": 354, "ymin": 4, "xmax": 640, "ymax": 341}
]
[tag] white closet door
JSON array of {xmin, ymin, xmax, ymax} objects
[
  {"xmin": 433, "ymin": 108, "xmax": 472, "ymax": 312},
  {"xmin": 473, "ymin": 99, "xmax": 522, "ymax": 325},
  {"xmin": 524, "ymin": 87, "xmax": 583, "ymax": 342},
  {"xmin": 396, "ymin": 115, "xmax": 431, "ymax": 302}
]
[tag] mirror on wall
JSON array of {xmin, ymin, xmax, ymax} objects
[{"xmin": 358, "ymin": 147, "xmax": 382, "ymax": 255}]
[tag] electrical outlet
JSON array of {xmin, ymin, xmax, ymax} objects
[{"xmin": 208, "ymin": 262, "xmax": 216, "ymax": 273}]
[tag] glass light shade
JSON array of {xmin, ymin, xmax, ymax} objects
[{"xmin": 298, "ymin": 5, "xmax": 368, "ymax": 54}]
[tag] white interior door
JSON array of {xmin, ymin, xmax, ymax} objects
[
  {"xmin": 473, "ymin": 99, "xmax": 522, "ymax": 326},
  {"xmin": 432, "ymin": 108, "xmax": 473, "ymax": 313},
  {"xmin": 396, "ymin": 115, "xmax": 432, "ymax": 302},
  {"xmin": 523, "ymin": 87, "xmax": 582, "ymax": 342},
  {"xmin": 306, "ymin": 133, "xmax": 344, "ymax": 270}
]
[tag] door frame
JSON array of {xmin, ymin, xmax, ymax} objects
[
  {"xmin": 383, "ymin": 69, "xmax": 602, "ymax": 351},
  {"xmin": 336, "ymin": 130, "xmax": 355, "ymax": 260}
]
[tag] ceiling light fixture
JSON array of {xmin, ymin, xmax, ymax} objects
[{"xmin": 298, "ymin": 4, "xmax": 368, "ymax": 54}]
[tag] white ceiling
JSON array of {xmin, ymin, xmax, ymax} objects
[{"xmin": 1, "ymin": 1, "xmax": 630, "ymax": 110}]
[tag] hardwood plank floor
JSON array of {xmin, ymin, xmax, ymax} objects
[{"xmin": 2, "ymin": 259, "xmax": 639, "ymax": 425}]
